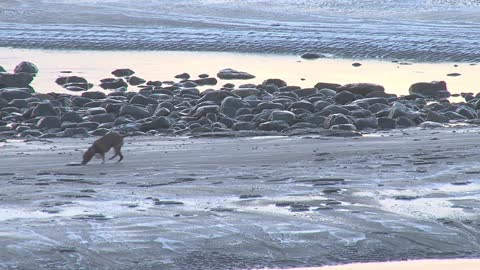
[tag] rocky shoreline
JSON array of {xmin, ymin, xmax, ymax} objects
[{"xmin": 0, "ymin": 61, "xmax": 478, "ymax": 140}]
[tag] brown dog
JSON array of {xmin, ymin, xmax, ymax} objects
[{"xmin": 82, "ymin": 131, "xmax": 125, "ymax": 165}]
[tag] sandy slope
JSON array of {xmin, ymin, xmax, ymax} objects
[{"xmin": 1, "ymin": 128, "xmax": 480, "ymax": 269}]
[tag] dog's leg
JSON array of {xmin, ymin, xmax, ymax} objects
[
  {"xmin": 109, "ymin": 154, "xmax": 117, "ymax": 160},
  {"xmin": 100, "ymin": 153, "xmax": 105, "ymax": 164},
  {"xmin": 117, "ymin": 147, "xmax": 124, "ymax": 162}
]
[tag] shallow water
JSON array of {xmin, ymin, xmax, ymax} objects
[
  {"xmin": 1, "ymin": 48, "xmax": 479, "ymax": 96},
  {"xmin": 1, "ymin": 0, "xmax": 480, "ymax": 61}
]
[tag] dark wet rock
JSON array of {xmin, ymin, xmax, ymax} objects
[
  {"xmin": 217, "ymin": 68, "xmax": 255, "ymax": 80},
  {"xmin": 64, "ymin": 85, "xmax": 86, "ymax": 92},
  {"xmin": 396, "ymin": 116, "xmax": 416, "ymax": 128},
  {"xmin": 419, "ymin": 121, "xmax": 445, "ymax": 128},
  {"xmin": 100, "ymin": 78, "xmax": 128, "ymax": 89},
  {"xmin": 334, "ymin": 91, "xmax": 355, "ymax": 105},
  {"xmin": 111, "ymin": 68, "xmax": 135, "ymax": 77},
  {"xmin": 175, "ymin": 73, "xmax": 190, "ymax": 80},
  {"xmin": 301, "ymin": 53, "xmax": 324, "ymax": 60},
  {"xmin": 255, "ymin": 102, "xmax": 284, "ymax": 112},
  {"xmin": 128, "ymin": 76, "xmax": 146, "ymax": 86},
  {"xmin": 294, "ymin": 88, "xmax": 317, "ymax": 97},
  {"xmin": 8, "ymin": 99, "xmax": 28, "ymax": 109},
  {"xmin": 0, "ymin": 65, "xmax": 5, "ymax": 73},
  {"xmin": 14, "ymin": 61, "xmax": 38, "ymax": 74},
  {"xmin": 198, "ymin": 74, "xmax": 210, "ymax": 78},
  {"xmin": 82, "ymin": 91, "xmax": 106, "ymax": 100},
  {"xmin": 262, "ymin": 78, "xmax": 287, "ymax": 88},
  {"xmin": 330, "ymin": 123, "xmax": 357, "ymax": 131},
  {"xmin": 408, "ymin": 81, "xmax": 450, "ymax": 99},
  {"xmin": 426, "ymin": 110, "xmax": 449, "ymax": 123},
  {"xmin": 314, "ymin": 82, "xmax": 341, "ymax": 91},
  {"xmin": 270, "ymin": 110, "xmax": 296, "ymax": 125},
  {"xmin": 456, "ymin": 106, "xmax": 477, "ymax": 119},
  {"xmin": 289, "ymin": 101, "xmax": 314, "ymax": 112},
  {"xmin": 77, "ymin": 122, "xmax": 99, "ymax": 130},
  {"xmin": 199, "ymin": 90, "xmax": 235, "ymax": 104},
  {"xmin": 354, "ymin": 97, "xmax": 389, "ymax": 106},
  {"xmin": 36, "ymin": 116, "xmax": 61, "ymax": 130},
  {"xmin": 140, "ymin": 116, "xmax": 172, "ymax": 131},
  {"xmin": 377, "ymin": 117, "xmax": 396, "ymax": 129},
  {"xmin": 312, "ymin": 100, "xmax": 331, "ymax": 112},
  {"xmin": 323, "ymin": 113, "xmax": 351, "ymax": 129},
  {"xmin": 146, "ymin": 80, "xmax": 162, "ymax": 87},
  {"xmin": 337, "ymin": 83, "xmax": 385, "ymax": 96},
  {"xmin": 232, "ymin": 122, "xmax": 256, "ymax": 131},
  {"xmin": 31, "ymin": 102, "xmax": 57, "ymax": 118},
  {"xmin": 154, "ymin": 107, "xmax": 171, "ymax": 117},
  {"xmin": 194, "ymin": 105, "xmax": 219, "ymax": 117},
  {"xmin": 194, "ymin": 77, "xmax": 218, "ymax": 86},
  {"xmin": 444, "ymin": 111, "xmax": 467, "ymax": 120},
  {"xmin": 304, "ymin": 114, "xmax": 326, "ymax": 126},
  {"xmin": 350, "ymin": 109, "xmax": 372, "ymax": 118},
  {"xmin": 231, "ymin": 88, "xmax": 260, "ymax": 98},
  {"xmin": 71, "ymin": 97, "xmax": 91, "ymax": 107},
  {"xmin": 86, "ymin": 107, "xmax": 107, "ymax": 115},
  {"xmin": 61, "ymin": 127, "xmax": 89, "ymax": 137},
  {"xmin": 393, "ymin": 195, "xmax": 419, "ymax": 201},
  {"xmin": 320, "ymin": 105, "xmax": 350, "ymax": 116},
  {"xmin": 90, "ymin": 128, "xmax": 110, "ymax": 136},
  {"xmin": 352, "ymin": 62, "xmax": 362, "ymax": 67},
  {"xmin": 220, "ymin": 96, "xmax": 248, "ymax": 118},
  {"xmin": 55, "ymin": 76, "xmax": 87, "ymax": 86},
  {"xmin": 258, "ymin": 120, "xmax": 289, "ymax": 132},
  {"xmin": 354, "ymin": 117, "xmax": 378, "ymax": 130},
  {"xmin": 89, "ymin": 113, "xmax": 116, "ymax": 124},
  {"xmin": 20, "ymin": 129, "xmax": 43, "ymax": 137},
  {"xmin": 447, "ymin": 73, "xmax": 461, "ymax": 77},
  {"xmin": 0, "ymin": 73, "xmax": 34, "ymax": 88},
  {"xmin": 119, "ymin": 105, "xmax": 151, "ymax": 119},
  {"xmin": 388, "ymin": 102, "xmax": 421, "ymax": 120},
  {"xmin": 129, "ymin": 94, "xmax": 158, "ymax": 106},
  {"xmin": 368, "ymin": 103, "xmax": 390, "ymax": 113}
]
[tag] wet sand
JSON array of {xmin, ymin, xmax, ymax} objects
[
  {"xmin": 1, "ymin": 128, "xmax": 480, "ymax": 269},
  {"xmin": 1, "ymin": 48, "xmax": 479, "ymax": 98}
]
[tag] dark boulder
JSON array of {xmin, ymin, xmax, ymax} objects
[
  {"xmin": 408, "ymin": 81, "xmax": 450, "ymax": 99},
  {"xmin": 0, "ymin": 73, "xmax": 34, "ymax": 88},
  {"xmin": 111, "ymin": 68, "xmax": 135, "ymax": 77},
  {"xmin": 217, "ymin": 68, "xmax": 255, "ymax": 80},
  {"xmin": 14, "ymin": 61, "xmax": 39, "ymax": 74},
  {"xmin": 337, "ymin": 83, "xmax": 385, "ymax": 96}
]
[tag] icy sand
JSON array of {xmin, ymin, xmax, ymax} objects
[{"xmin": 1, "ymin": 128, "xmax": 480, "ymax": 269}]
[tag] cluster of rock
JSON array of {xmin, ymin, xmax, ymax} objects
[{"xmin": 0, "ymin": 62, "xmax": 476, "ymax": 139}]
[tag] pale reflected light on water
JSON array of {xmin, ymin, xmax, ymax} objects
[{"xmin": 1, "ymin": 48, "xmax": 479, "ymax": 96}]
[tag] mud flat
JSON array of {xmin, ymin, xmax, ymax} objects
[{"xmin": 1, "ymin": 128, "xmax": 480, "ymax": 269}]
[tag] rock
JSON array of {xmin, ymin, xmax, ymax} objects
[
  {"xmin": 20, "ymin": 129, "xmax": 43, "ymax": 137},
  {"xmin": 86, "ymin": 107, "xmax": 107, "ymax": 115},
  {"xmin": 61, "ymin": 111, "xmax": 83, "ymax": 123},
  {"xmin": 55, "ymin": 76, "xmax": 87, "ymax": 85},
  {"xmin": 231, "ymin": 88, "xmax": 260, "ymax": 98},
  {"xmin": 199, "ymin": 90, "xmax": 236, "ymax": 104},
  {"xmin": 82, "ymin": 91, "xmax": 106, "ymax": 100},
  {"xmin": 36, "ymin": 116, "xmax": 61, "ymax": 130},
  {"xmin": 0, "ymin": 65, "xmax": 5, "ymax": 73},
  {"xmin": 420, "ymin": 121, "xmax": 446, "ymax": 128},
  {"xmin": 270, "ymin": 110, "xmax": 296, "ymax": 125},
  {"xmin": 146, "ymin": 80, "xmax": 163, "ymax": 87},
  {"xmin": 77, "ymin": 122, "xmax": 100, "ymax": 130},
  {"xmin": 89, "ymin": 113, "xmax": 116, "ymax": 123},
  {"xmin": 352, "ymin": 62, "xmax": 362, "ymax": 67},
  {"xmin": 194, "ymin": 77, "xmax": 218, "ymax": 86},
  {"xmin": 61, "ymin": 127, "xmax": 89, "ymax": 137},
  {"xmin": 320, "ymin": 105, "xmax": 350, "ymax": 116},
  {"xmin": 444, "ymin": 111, "xmax": 467, "ymax": 120},
  {"xmin": 71, "ymin": 97, "xmax": 92, "ymax": 107},
  {"xmin": 337, "ymin": 83, "xmax": 385, "ymax": 96},
  {"xmin": 90, "ymin": 128, "xmax": 111, "ymax": 136},
  {"xmin": 111, "ymin": 68, "xmax": 135, "ymax": 77},
  {"xmin": 330, "ymin": 124, "xmax": 357, "ymax": 131},
  {"xmin": 256, "ymin": 102, "xmax": 285, "ymax": 112},
  {"xmin": 128, "ymin": 76, "xmax": 146, "ymax": 86},
  {"xmin": 140, "ymin": 117, "xmax": 172, "ymax": 131},
  {"xmin": 354, "ymin": 117, "xmax": 378, "ymax": 130},
  {"xmin": 130, "ymin": 94, "xmax": 157, "ymax": 106},
  {"xmin": 408, "ymin": 81, "xmax": 450, "ymax": 99},
  {"xmin": 378, "ymin": 117, "xmax": 396, "ymax": 129},
  {"xmin": 334, "ymin": 91, "xmax": 355, "ymax": 105},
  {"xmin": 0, "ymin": 73, "xmax": 34, "ymax": 88},
  {"xmin": 119, "ymin": 105, "xmax": 151, "ymax": 119},
  {"xmin": 294, "ymin": 88, "xmax": 317, "ymax": 97},
  {"xmin": 100, "ymin": 78, "xmax": 128, "ymax": 89},
  {"xmin": 388, "ymin": 102, "xmax": 420, "ymax": 120},
  {"xmin": 175, "ymin": 73, "xmax": 190, "ymax": 80},
  {"xmin": 301, "ymin": 53, "xmax": 324, "ymax": 60},
  {"xmin": 31, "ymin": 102, "xmax": 57, "ymax": 118},
  {"xmin": 262, "ymin": 79, "xmax": 287, "ymax": 88},
  {"xmin": 258, "ymin": 120, "xmax": 289, "ymax": 132},
  {"xmin": 368, "ymin": 103, "xmax": 390, "ymax": 113},
  {"xmin": 8, "ymin": 99, "xmax": 28, "ymax": 109},
  {"xmin": 426, "ymin": 111, "xmax": 449, "ymax": 123},
  {"xmin": 194, "ymin": 105, "xmax": 219, "ymax": 117},
  {"xmin": 14, "ymin": 61, "xmax": 39, "ymax": 74},
  {"xmin": 396, "ymin": 116, "xmax": 416, "ymax": 128},
  {"xmin": 289, "ymin": 101, "xmax": 314, "ymax": 112},
  {"xmin": 217, "ymin": 68, "xmax": 255, "ymax": 80},
  {"xmin": 456, "ymin": 106, "xmax": 477, "ymax": 119},
  {"xmin": 353, "ymin": 97, "xmax": 389, "ymax": 106},
  {"xmin": 312, "ymin": 100, "xmax": 332, "ymax": 112},
  {"xmin": 65, "ymin": 85, "xmax": 87, "ymax": 92},
  {"xmin": 154, "ymin": 107, "xmax": 171, "ymax": 117},
  {"xmin": 232, "ymin": 122, "xmax": 256, "ymax": 131},
  {"xmin": 304, "ymin": 114, "xmax": 326, "ymax": 126},
  {"xmin": 220, "ymin": 96, "xmax": 248, "ymax": 118},
  {"xmin": 447, "ymin": 73, "xmax": 461, "ymax": 77},
  {"xmin": 314, "ymin": 82, "xmax": 341, "ymax": 91},
  {"xmin": 323, "ymin": 113, "xmax": 351, "ymax": 129}
]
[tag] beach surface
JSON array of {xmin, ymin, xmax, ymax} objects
[{"xmin": 1, "ymin": 128, "xmax": 480, "ymax": 269}]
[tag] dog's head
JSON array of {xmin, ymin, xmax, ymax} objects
[{"xmin": 81, "ymin": 147, "xmax": 95, "ymax": 165}]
